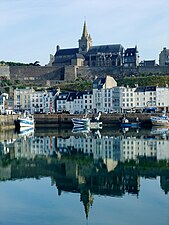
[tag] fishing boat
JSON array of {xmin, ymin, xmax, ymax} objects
[
  {"xmin": 15, "ymin": 113, "xmax": 34, "ymax": 129},
  {"xmin": 72, "ymin": 112, "xmax": 102, "ymax": 129},
  {"xmin": 150, "ymin": 114, "xmax": 169, "ymax": 126},
  {"xmin": 71, "ymin": 117, "xmax": 90, "ymax": 127}
]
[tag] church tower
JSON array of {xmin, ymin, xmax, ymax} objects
[{"xmin": 78, "ymin": 21, "xmax": 92, "ymax": 55}]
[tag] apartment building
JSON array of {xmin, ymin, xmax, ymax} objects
[
  {"xmin": 0, "ymin": 93, "xmax": 8, "ymax": 114},
  {"xmin": 14, "ymin": 88, "xmax": 56, "ymax": 113}
]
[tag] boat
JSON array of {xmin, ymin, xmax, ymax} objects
[
  {"xmin": 150, "ymin": 114, "xmax": 169, "ymax": 126},
  {"xmin": 71, "ymin": 117, "xmax": 90, "ymax": 127},
  {"xmin": 120, "ymin": 117, "xmax": 140, "ymax": 128},
  {"xmin": 15, "ymin": 113, "xmax": 34, "ymax": 129},
  {"xmin": 72, "ymin": 112, "xmax": 102, "ymax": 129}
]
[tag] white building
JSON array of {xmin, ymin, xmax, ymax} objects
[
  {"xmin": 31, "ymin": 90, "xmax": 55, "ymax": 114},
  {"xmin": 156, "ymin": 86, "xmax": 169, "ymax": 112},
  {"xmin": 56, "ymin": 91, "xmax": 93, "ymax": 114},
  {"xmin": 93, "ymin": 75, "xmax": 117, "ymax": 113},
  {"xmin": 14, "ymin": 88, "xmax": 56, "ymax": 113},
  {"xmin": 0, "ymin": 93, "xmax": 8, "ymax": 114},
  {"xmin": 14, "ymin": 87, "xmax": 35, "ymax": 112}
]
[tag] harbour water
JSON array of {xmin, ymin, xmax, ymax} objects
[{"xmin": 0, "ymin": 127, "xmax": 169, "ymax": 225}]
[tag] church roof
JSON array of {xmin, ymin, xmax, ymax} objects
[
  {"xmin": 55, "ymin": 48, "xmax": 79, "ymax": 56},
  {"xmin": 87, "ymin": 44, "xmax": 124, "ymax": 55}
]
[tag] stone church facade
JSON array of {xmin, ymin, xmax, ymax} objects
[{"xmin": 52, "ymin": 21, "xmax": 139, "ymax": 69}]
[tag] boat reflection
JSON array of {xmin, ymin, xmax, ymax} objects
[
  {"xmin": 151, "ymin": 126, "xmax": 169, "ymax": 135},
  {"xmin": 17, "ymin": 127, "xmax": 35, "ymax": 137}
]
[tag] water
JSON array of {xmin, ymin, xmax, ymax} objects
[{"xmin": 0, "ymin": 127, "xmax": 169, "ymax": 225}]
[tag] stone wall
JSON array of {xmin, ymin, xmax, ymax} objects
[
  {"xmin": 9, "ymin": 66, "xmax": 65, "ymax": 85},
  {"xmin": 138, "ymin": 66, "xmax": 169, "ymax": 75},
  {"xmin": 1, "ymin": 65, "xmax": 169, "ymax": 86},
  {"xmin": 0, "ymin": 66, "xmax": 10, "ymax": 78}
]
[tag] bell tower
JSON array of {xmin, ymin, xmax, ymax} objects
[{"xmin": 78, "ymin": 21, "xmax": 92, "ymax": 55}]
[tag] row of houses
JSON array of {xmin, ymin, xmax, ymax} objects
[
  {"xmin": 0, "ymin": 76, "xmax": 169, "ymax": 115},
  {"xmin": 56, "ymin": 76, "xmax": 169, "ymax": 114}
]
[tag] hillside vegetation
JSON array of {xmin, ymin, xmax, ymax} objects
[
  {"xmin": 57, "ymin": 75, "xmax": 169, "ymax": 92},
  {"xmin": 0, "ymin": 75, "xmax": 169, "ymax": 93}
]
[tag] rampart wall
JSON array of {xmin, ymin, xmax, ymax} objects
[{"xmin": 1, "ymin": 65, "xmax": 169, "ymax": 85}]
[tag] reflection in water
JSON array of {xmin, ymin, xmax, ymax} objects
[{"xmin": 0, "ymin": 128, "xmax": 169, "ymax": 220}]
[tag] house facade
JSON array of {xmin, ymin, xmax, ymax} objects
[{"xmin": 14, "ymin": 88, "xmax": 56, "ymax": 114}]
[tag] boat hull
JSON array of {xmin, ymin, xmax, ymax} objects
[
  {"xmin": 150, "ymin": 115, "xmax": 169, "ymax": 127},
  {"xmin": 72, "ymin": 118, "xmax": 102, "ymax": 130},
  {"xmin": 71, "ymin": 118, "xmax": 90, "ymax": 127},
  {"xmin": 15, "ymin": 116, "xmax": 34, "ymax": 129}
]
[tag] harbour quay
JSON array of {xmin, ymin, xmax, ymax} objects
[
  {"xmin": 34, "ymin": 113, "xmax": 152, "ymax": 128},
  {"xmin": 0, "ymin": 113, "xmax": 160, "ymax": 129}
]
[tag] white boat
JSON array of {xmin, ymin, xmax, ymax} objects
[
  {"xmin": 72, "ymin": 112, "xmax": 102, "ymax": 129},
  {"xmin": 150, "ymin": 114, "xmax": 169, "ymax": 126},
  {"xmin": 15, "ymin": 113, "xmax": 34, "ymax": 129},
  {"xmin": 71, "ymin": 117, "xmax": 90, "ymax": 127}
]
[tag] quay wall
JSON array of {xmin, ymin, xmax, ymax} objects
[
  {"xmin": 0, "ymin": 113, "xmax": 153, "ymax": 130},
  {"xmin": 34, "ymin": 113, "xmax": 152, "ymax": 128},
  {"xmin": 0, "ymin": 115, "xmax": 18, "ymax": 130}
]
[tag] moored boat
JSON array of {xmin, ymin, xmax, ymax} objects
[
  {"xmin": 71, "ymin": 117, "xmax": 90, "ymax": 127},
  {"xmin": 15, "ymin": 113, "xmax": 34, "ymax": 129},
  {"xmin": 150, "ymin": 114, "xmax": 169, "ymax": 126},
  {"xmin": 72, "ymin": 112, "xmax": 102, "ymax": 129}
]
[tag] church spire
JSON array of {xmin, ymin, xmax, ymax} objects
[
  {"xmin": 79, "ymin": 20, "xmax": 92, "ymax": 54},
  {"xmin": 82, "ymin": 20, "xmax": 88, "ymax": 38}
]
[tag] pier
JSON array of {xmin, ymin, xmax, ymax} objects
[{"xmin": 0, "ymin": 113, "xmax": 154, "ymax": 130}]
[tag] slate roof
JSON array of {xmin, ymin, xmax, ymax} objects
[
  {"xmin": 67, "ymin": 92, "xmax": 77, "ymax": 101},
  {"xmin": 56, "ymin": 92, "xmax": 70, "ymax": 100},
  {"xmin": 87, "ymin": 44, "xmax": 124, "ymax": 55},
  {"xmin": 92, "ymin": 77, "xmax": 106, "ymax": 90},
  {"xmin": 125, "ymin": 47, "xmax": 137, "ymax": 54},
  {"xmin": 55, "ymin": 48, "xmax": 79, "ymax": 56},
  {"xmin": 135, "ymin": 86, "xmax": 156, "ymax": 92}
]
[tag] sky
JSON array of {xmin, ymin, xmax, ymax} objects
[{"xmin": 0, "ymin": 0, "xmax": 169, "ymax": 65}]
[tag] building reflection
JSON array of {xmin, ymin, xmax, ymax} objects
[{"xmin": 0, "ymin": 128, "xmax": 169, "ymax": 218}]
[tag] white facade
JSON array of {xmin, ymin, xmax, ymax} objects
[
  {"xmin": 0, "ymin": 93, "xmax": 8, "ymax": 114},
  {"xmin": 31, "ymin": 91, "xmax": 55, "ymax": 114},
  {"xmin": 156, "ymin": 87, "xmax": 169, "ymax": 109},
  {"xmin": 14, "ymin": 88, "xmax": 55, "ymax": 113},
  {"xmin": 14, "ymin": 87, "xmax": 35, "ymax": 112}
]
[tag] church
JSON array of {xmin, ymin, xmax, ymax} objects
[{"xmin": 52, "ymin": 21, "xmax": 139, "ymax": 68}]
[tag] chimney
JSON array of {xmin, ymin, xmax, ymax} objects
[{"xmin": 56, "ymin": 45, "xmax": 60, "ymax": 52}]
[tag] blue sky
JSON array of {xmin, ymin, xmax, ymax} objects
[{"xmin": 0, "ymin": 0, "xmax": 169, "ymax": 65}]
